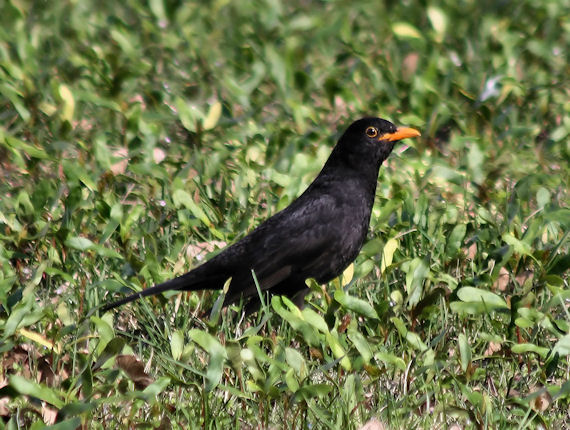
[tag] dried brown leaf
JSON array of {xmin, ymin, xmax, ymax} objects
[
  {"xmin": 494, "ymin": 266, "xmax": 509, "ymax": 291},
  {"xmin": 530, "ymin": 387, "xmax": 552, "ymax": 412},
  {"xmin": 115, "ymin": 354, "xmax": 154, "ymax": 389},
  {"xmin": 110, "ymin": 147, "xmax": 128, "ymax": 175},
  {"xmin": 358, "ymin": 418, "xmax": 387, "ymax": 430},
  {"xmin": 484, "ymin": 341, "xmax": 502, "ymax": 356},
  {"xmin": 42, "ymin": 403, "xmax": 58, "ymax": 425}
]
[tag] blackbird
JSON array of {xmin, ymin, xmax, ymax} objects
[{"xmin": 100, "ymin": 117, "xmax": 420, "ymax": 314}]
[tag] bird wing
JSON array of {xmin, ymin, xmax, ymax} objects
[{"xmin": 217, "ymin": 191, "xmax": 350, "ymax": 304}]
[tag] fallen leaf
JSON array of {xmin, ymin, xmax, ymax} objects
[
  {"xmin": 530, "ymin": 386, "xmax": 551, "ymax": 412},
  {"xmin": 110, "ymin": 147, "xmax": 128, "ymax": 175},
  {"xmin": 42, "ymin": 403, "xmax": 58, "ymax": 425},
  {"xmin": 153, "ymin": 147, "xmax": 166, "ymax": 164},
  {"xmin": 358, "ymin": 418, "xmax": 387, "ymax": 430},
  {"xmin": 484, "ymin": 341, "xmax": 502, "ymax": 356},
  {"xmin": 515, "ymin": 270, "xmax": 533, "ymax": 288},
  {"xmin": 186, "ymin": 240, "xmax": 227, "ymax": 262},
  {"xmin": 494, "ymin": 267, "xmax": 509, "ymax": 291},
  {"xmin": 116, "ymin": 355, "xmax": 154, "ymax": 389},
  {"xmin": 464, "ymin": 242, "xmax": 477, "ymax": 260}
]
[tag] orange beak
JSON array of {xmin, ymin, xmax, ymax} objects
[{"xmin": 383, "ymin": 127, "xmax": 421, "ymax": 142}]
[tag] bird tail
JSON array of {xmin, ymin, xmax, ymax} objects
[{"xmin": 98, "ymin": 270, "xmax": 221, "ymax": 313}]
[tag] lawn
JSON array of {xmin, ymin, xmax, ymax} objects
[{"xmin": 0, "ymin": 0, "xmax": 569, "ymax": 428}]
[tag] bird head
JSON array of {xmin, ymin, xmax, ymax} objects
[{"xmin": 332, "ymin": 117, "xmax": 421, "ymax": 170}]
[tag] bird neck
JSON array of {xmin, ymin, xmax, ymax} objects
[
  {"xmin": 323, "ymin": 145, "xmax": 387, "ymax": 185},
  {"xmin": 314, "ymin": 153, "xmax": 382, "ymax": 205}
]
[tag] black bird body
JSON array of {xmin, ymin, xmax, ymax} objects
[{"xmin": 100, "ymin": 118, "xmax": 420, "ymax": 313}]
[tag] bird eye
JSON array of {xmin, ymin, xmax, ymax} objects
[{"xmin": 365, "ymin": 127, "xmax": 378, "ymax": 138}]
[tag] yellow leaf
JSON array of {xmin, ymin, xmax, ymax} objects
[
  {"xmin": 18, "ymin": 328, "xmax": 61, "ymax": 353},
  {"xmin": 341, "ymin": 263, "xmax": 354, "ymax": 286},
  {"xmin": 392, "ymin": 22, "xmax": 423, "ymax": 40},
  {"xmin": 427, "ymin": 7, "xmax": 447, "ymax": 38},
  {"xmin": 203, "ymin": 101, "xmax": 222, "ymax": 130},
  {"xmin": 58, "ymin": 84, "xmax": 75, "ymax": 123},
  {"xmin": 381, "ymin": 238, "xmax": 399, "ymax": 274}
]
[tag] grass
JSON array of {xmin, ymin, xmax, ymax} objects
[{"xmin": 0, "ymin": 0, "xmax": 569, "ymax": 428}]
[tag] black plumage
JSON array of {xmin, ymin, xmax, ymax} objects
[{"xmin": 100, "ymin": 117, "xmax": 420, "ymax": 314}]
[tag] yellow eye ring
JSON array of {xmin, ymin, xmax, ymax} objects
[{"xmin": 365, "ymin": 126, "xmax": 378, "ymax": 138}]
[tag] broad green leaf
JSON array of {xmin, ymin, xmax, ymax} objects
[
  {"xmin": 172, "ymin": 189, "xmax": 209, "ymax": 224},
  {"xmin": 375, "ymin": 352, "xmax": 406, "ymax": 371},
  {"xmin": 347, "ymin": 323, "xmax": 373, "ymax": 364},
  {"xmin": 403, "ymin": 257, "xmax": 429, "ymax": 308},
  {"xmin": 456, "ymin": 287, "xmax": 508, "ymax": 310},
  {"xmin": 446, "ymin": 224, "xmax": 466, "ymax": 256},
  {"xmin": 94, "ymin": 136, "xmax": 112, "ymax": 170},
  {"xmin": 342, "ymin": 374, "xmax": 358, "ymax": 412},
  {"xmin": 554, "ymin": 380, "xmax": 570, "ymax": 400},
  {"xmin": 511, "ymin": 343, "xmax": 549, "ymax": 358},
  {"xmin": 391, "ymin": 317, "xmax": 427, "ymax": 351},
  {"xmin": 28, "ymin": 261, "xmax": 48, "ymax": 286},
  {"xmin": 171, "ymin": 189, "xmax": 223, "ymax": 239},
  {"xmin": 285, "ymin": 347, "xmax": 307, "ymax": 379},
  {"xmin": 391, "ymin": 316, "xmax": 408, "ymax": 337},
  {"xmin": 285, "ymin": 368, "xmax": 300, "ymax": 392},
  {"xmin": 361, "ymin": 238, "xmax": 383, "ymax": 256},
  {"xmin": 91, "ymin": 244, "xmax": 123, "ymax": 259},
  {"xmin": 458, "ymin": 333, "xmax": 471, "ymax": 373},
  {"xmin": 80, "ymin": 364, "xmax": 93, "ymax": 399},
  {"xmin": 544, "ymin": 208, "xmax": 570, "ymax": 229},
  {"xmin": 4, "ymin": 296, "xmax": 34, "ymax": 337},
  {"xmin": 325, "ymin": 332, "xmax": 351, "ymax": 371},
  {"xmin": 334, "ymin": 289, "xmax": 378, "ymax": 319},
  {"xmin": 9, "ymin": 375, "xmax": 63, "ymax": 408},
  {"xmin": 134, "ymin": 377, "xmax": 171, "ymax": 401},
  {"xmin": 545, "ymin": 275, "xmax": 565, "ymax": 288},
  {"xmin": 552, "ymin": 334, "xmax": 570, "ymax": 357},
  {"xmin": 90, "ymin": 316, "xmax": 115, "ymax": 354},
  {"xmin": 65, "ymin": 236, "xmax": 95, "ymax": 251},
  {"xmin": 356, "ymin": 259, "xmax": 375, "ymax": 278},
  {"xmin": 189, "ymin": 329, "xmax": 227, "ymax": 359},
  {"xmin": 109, "ymin": 29, "xmax": 136, "ymax": 57},
  {"xmin": 62, "ymin": 159, "xmax": 96, "ymax": 190},
  {"xmin": 450, "ymin": 301, "xmax": 493, "ymax": 315},
  {"xmin": 516, "ymin": 307, "xmax": 545, "ymax": 325},
  {"xmin": 514, "ymin": 316, "xmax": 535, "ymax": 329},
  {"xmin": 93, "ymin": 337, "xmax": 125, "ymax": 370},
  {"xmin": 301, "ymin": 307, "xmax": 328, "ymax": 333},
  {"xmin": 502, "ymin": 233, "xmax": 532, "ymax": 256},
  {"xmin": 189, "ymin": 329, "xmax": 227, "ymax": 391},
  {"xmin": 536, "ymin": 187, "xmax": 550, "ymax": 209},
  {"xmin": 240, "ymin": 348, "xmax": 264, "ymax": 383},
  {"xmin": 467, "ymin": 142, "xmax": 484, "ymax": 184},
  {"xmin": 44, "ymin": 418, "xmax": 82, "ymax": 430},
  {"xmin": 171, "ymin": 330, "xmax": 185, "ymax": 361},
  {"xmin": 293, "ymin": 384, "xmax": 332, "ymax": 402},
  {"xmin": 405, "ymin": 331, "xmax": 428, "ymax": 352},
  {"xmin": 149, "ymin": 0, "xmax": 167, "ymax": 22},
  {"xmin": 272, "ymin": 296, "xmax": 321, "ymax": 346},
  {"xmin": 175, "ymin": 97, "xmax": 202, "ymax": 132}
]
